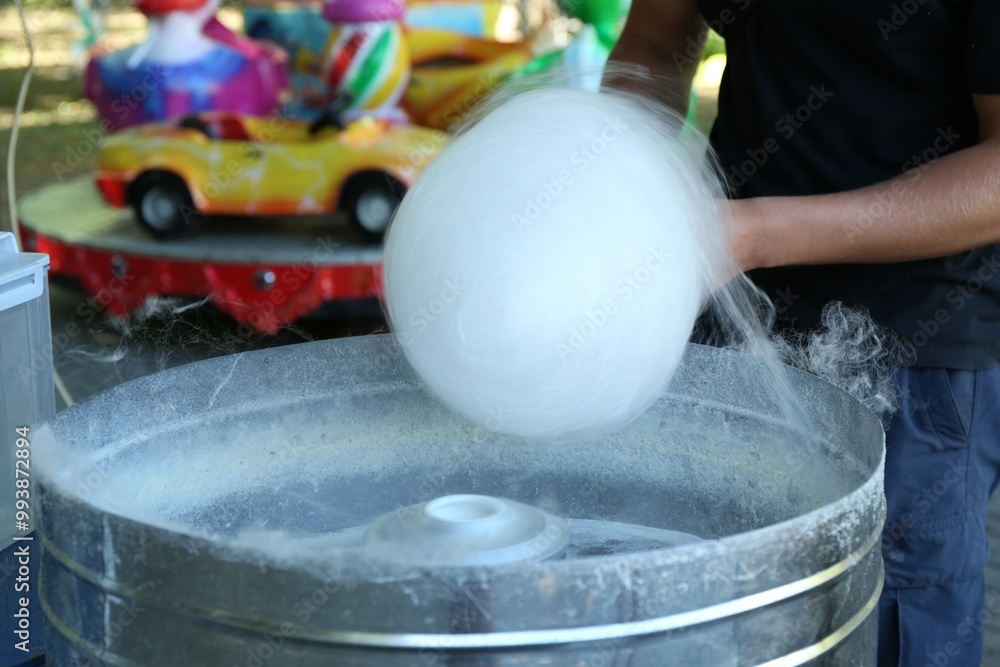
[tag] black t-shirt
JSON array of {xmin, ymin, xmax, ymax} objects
[{"xmin": 697, "ymin": 0, "xmax": 1000, "ymax": 368}]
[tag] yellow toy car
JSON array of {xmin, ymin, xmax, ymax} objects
[
  {"xmin": 403, "ymin": 29, "xmax": 535, "ymax": 131},
  {"xmin": 96, "ymin": 108, "xmax": 448, "ymax": 241}
]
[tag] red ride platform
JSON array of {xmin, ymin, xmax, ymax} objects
[{"xmin": 18, "ymin": 175, "xmax": 384, "ymax": 334}]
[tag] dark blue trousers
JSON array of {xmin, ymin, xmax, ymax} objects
[{"xmin": 878, "ymin": 367, "xmax": 1000, "ymax": 667}]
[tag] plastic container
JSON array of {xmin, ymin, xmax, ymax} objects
[
  {"xmin": 0, "ymin": 231, "xmax": 52, "ymax": 666},
  {"xmin": 0, "ymin": 231, "xmax": 53, "ymax": 547}
]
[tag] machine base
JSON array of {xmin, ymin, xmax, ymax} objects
[{"xmin": 18, "ymin": 176, "xmax": 384, "ymax": 334}]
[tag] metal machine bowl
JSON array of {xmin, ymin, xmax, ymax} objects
[{"xmin": 35, "ymin": 335, "xmax": 885, "ymax": 666}]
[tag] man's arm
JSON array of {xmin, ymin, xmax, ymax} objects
[
  {"xmin": 607, "ymin": 0, "xmax": 706, "ymax": 116},
  {"xmin": 731, "ymin": 94, "xmax": 1000, "ymax": 271}
]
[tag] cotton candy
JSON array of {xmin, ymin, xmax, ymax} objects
[{"xmin": 383, "ymin": 86, "xmax": 727, "ymax": 438}]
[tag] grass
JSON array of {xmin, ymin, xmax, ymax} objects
[{"xmin": 1, "ymin": 7, "xmax": 120, "ymax": 231}]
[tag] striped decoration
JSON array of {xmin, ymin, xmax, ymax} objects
[{"xmin": 320, "ymin": 21, "xmax": 410, "ymax": 112}]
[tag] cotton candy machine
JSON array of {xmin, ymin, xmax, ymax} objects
[{"xmin": 35, "ymin": 334, "xmax": 885, "ymax": 666}]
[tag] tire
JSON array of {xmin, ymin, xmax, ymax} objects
[
  {"xmin": 343, "ymin": 174, "xmax": 404, "ymax": 243},
  {"xmin": 130, "ymin": 173, "xmax": 200, "ymax": 240}
]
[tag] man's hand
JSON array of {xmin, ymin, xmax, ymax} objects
[
  {"xmin": 608, "ymin": 0, "xmax": 705, "ymax": 116},
  {"xmin": 729, "ymin": 94, "xmax": 1000, "ymax": 271}
]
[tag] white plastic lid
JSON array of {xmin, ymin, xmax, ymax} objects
[
  {"xmin": 0, "ymin": 232, "xmax": 49, "ymax": 312},
  {"xmin": 364, "ymin": 494, "xmax": 570, "ymax": 566}
]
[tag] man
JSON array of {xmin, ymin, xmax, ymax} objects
[{"xmin": 612, "ymin": 1, "xmax": 1000, "ymax": 665}]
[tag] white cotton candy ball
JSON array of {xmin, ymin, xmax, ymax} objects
[{"xmin": 383, "ymin": 86, "xmax": 727, "ymax": 439}]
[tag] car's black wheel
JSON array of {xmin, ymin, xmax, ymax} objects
[
  {"xmin": 343, "ymin": 174, "xmax": 404, "ymax": 243},
  {"xmin": 130, "ymin": 172, "xmax": 200, "ymax": 240}
]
